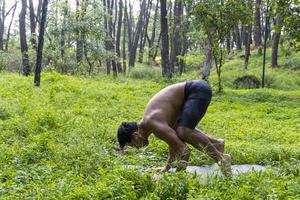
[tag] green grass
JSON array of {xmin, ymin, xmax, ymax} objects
[{"xmin": 0, "ymin": 48, "xmax": 300, "ymax": 198}]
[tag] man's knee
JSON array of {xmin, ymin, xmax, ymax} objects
[{"xmin": 176, "ymin": 126, "xmax": 193, "ymax": 141}]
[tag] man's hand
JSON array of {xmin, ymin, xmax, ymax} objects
[
  {"xmin": 112, "ymin": 147, "xmax": 125, "ymax": 154},
  {"xmin": 165, "ymin": 144, "xmax": 190, "ymax": 172}
]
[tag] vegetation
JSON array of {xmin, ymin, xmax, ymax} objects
[
  {"xmin": 0, "ymin": 0, "xmax": 299, "ymax": 198},
  {"xmin": 1, "ymin": 48, "xmax": 299, "ymax": 198}
]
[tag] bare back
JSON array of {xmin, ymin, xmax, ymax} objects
[{"xmin": 142, "ymin": 82, "xmax": 186, "ymax": 127}]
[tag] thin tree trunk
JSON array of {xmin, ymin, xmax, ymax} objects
[
  {"xmin": 262, "ymin": 2, "xmax": 270, "ymax": 88},
  {"xmin": 153, "ymin": 32, "xmax": 161, "ymax": 61},
  {"xmin": 202, "ymin": 28, "xmax": 214, "ymax": 80},
  {"xmin": 244, "ymin": 25, "xmax": 252, "ymax": 68},
  {"xmin": 160, "ymin": 0, "xmax": 171, "ymax": 78},
  {"xmin": 76, "ymin": 0, "xmax": 84, "ymax": 66},
  {"xmin": 138, "ymin": 0, "xmax": 152, "ymax": 63},
  {"xmin": 234, "ymin": 24, "xmax": 242, "ymax": 50},
  {"xmin": 122, "ymin": 0, "xmax": 127, "ymax": 73},
  {"xmin": 128, "ymin": 0, "xmax": 146, "ymax": 68},
  {"xmin": 170, "ymin": 0, "xmax": 182, "ymax": 73},
  {"xmin": 271, "ymin": 17, "xmax": 282, "ymax": 68},
  {"xmin": 34, "ymin": 0, "xmax": 49, "ymax": 86},
  {"xmin": 254, "ymin": 0, "xmax": 262, "ymax": 47},
  {"xmin": 60, "ymin": 0, "xmax": 68, "ymax": 62},
  {"xmin": 5, "ymin": 2, "xmax": 17, "ymax": 51},
  {"xmin": 19, "ymin": 0, "xmax": 30, "ymax": 76},
  {"xmin": 108, "ymin": 0, "xmax": 117, "ymax": 77},
  {"xmin": 29, "ymin": 0, "xmax": 37, "ymax": 50},
  {"xmin": 148, "ymin": 0, "xmax": 159, "ymax": 61},
  {"xmin": 103, "ymin": 0, "xmax": 111, "ymax": 74},
  {"xmin": 226, "ymin": 33, "xmax": 231, "ymax": 54},
  {"xmin": 0, "ymin": 0, "xmax": 5, "ymax": 50},
  {"xmin": 116, "ymin": 0, "xmax": 123, "ymax": 73}
]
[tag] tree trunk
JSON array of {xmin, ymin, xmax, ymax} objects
[
  {"xmin": 116, "ymin": 0, "xmax": 123, "ymax": 73},
  {"xmin": 107, "ymin": 0, "xmax": 117, "ymax": 77},
  {"xmin": 138, "ymin": 0, "xmax": 152, "ymax": 63},
  {"xmin": 19, "ymin": 0, "xmax": 31, "ymax": 76},
  {"xmin": 254, "ymin": 0, "xmax": 262, "ymax": 47},
  {"xmin": 128, "ymin": 0, "xmax": 146, "ymax": 68},
  {"xmin": 0, "ymin": 0, "xmax": 5, "ymax": 50},
  {"xmin": 244, "ymin": 25, "xmax": 252, "ymax": 68},
  {"xmin": 5, "ymin": 2, "xmax": 17, "ymax": 51},
  {"xmin": 29, "ymin": 0, "xmax": 37, "ymax": 50},
  {"xmin": 271, "ymin": 17, "xmax": 282, "ymax": 68},
  {"xmin": 234, "ymin": 24, "xmax": 242, "ymax": 50},
  {"xmin": 103, "ymin": 0, "xmax": 111, "ymax": 74},
  {"xmin": 226, "ymin": 33, "xmax": 231, "ymax": 54},
  {"xmin": 148, "ymin": 0, "xmax": 159, "ymax": 61},
  {"xmin": 202, "ymin": 29, "xmax": 214, "ymax": 80},
  {"xmin": 34, "ymin": 0, "xmax": 49, "ymax": 86},
  {"xmin": 122, "ymin": 0, "xmax": 127, "ymax": 73},
  {"xmin": 60, "ymin": 0, "xmax": 68, "ymax": 63},
  {"xmin": 76, "ymin": 0, "xmax": 84, "ymax": 65},
  {"xmin": 170, "ymin": 0, "xmax": 182, "ymax": 73},
  {"xmin": 160, "ymin": 0, "xmax": 171, "ymax": 78},
  {"xmin": 153, "ymin": 32, "xmax": 161, "ymax": 61}
]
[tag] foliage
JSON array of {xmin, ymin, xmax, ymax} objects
[
  {"xmin": 271, "ymin": 0, "xmax": 300, "ymax": 51},
  {"xmin": 45, "ymin": 0, "xmax": 105, "ymax": 74},
  {"xmin": 192, "ymin": 0, "xmax": 251, "ymax": 92},
  {"xmin": 0, "ymin": 51, "xmax": 22, "ymax": 72},
  {"xmin": 0, "ymin": 70, "xmax": 299, "ymax": 198}
]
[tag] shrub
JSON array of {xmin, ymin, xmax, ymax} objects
[
  {"xmin": 233, "ymin": 75, "xmax": 260, "ymax": 89},
  {"xmin": 128, "ymin": 67, "xmax": 161, "ymax": 80}
]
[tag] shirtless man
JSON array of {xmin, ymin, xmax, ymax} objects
[{"xmin": 116, "ymin": 80, "xmax": 232, "ymax": 176}]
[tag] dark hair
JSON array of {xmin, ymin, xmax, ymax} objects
[{"xmin": 117, "ymin": 122, "xmax": 138, "ymax": 148}]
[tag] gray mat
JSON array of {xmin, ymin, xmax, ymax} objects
[{"xmin": 124, "ymin": 164, "xmax": 267, "ymax": 180}]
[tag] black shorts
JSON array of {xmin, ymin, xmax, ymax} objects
[{"xmin": 178, "ymin": 80, "xmax": 212, "ymax": 129}]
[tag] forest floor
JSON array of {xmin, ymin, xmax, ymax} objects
[{"xmin": 0, "ymin": 49, "xmax": 299, "ymax": 198}]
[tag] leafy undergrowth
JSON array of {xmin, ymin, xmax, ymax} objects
[{"xmin": 0, "ymin": 72, "xmax": 299, "ymax": 199}]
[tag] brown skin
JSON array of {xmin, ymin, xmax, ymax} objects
[{"xmin": 125, "ymin": 81, "xmax": 228, "ymax": 172}]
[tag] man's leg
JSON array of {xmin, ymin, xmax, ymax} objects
[
  {"xmin": 176, "ymin": 126, "xmax": 223, "ymax": 161},
  {"xmin": 194, "ymin": 128, "xmax": 224, "ymax": 153},
  {"xmin": 176, "ymin": 126, "xmax": 232, "ymax": 177}
]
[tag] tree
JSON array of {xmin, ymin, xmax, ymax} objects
[
  {"xmin": 29, "ymin": 0, "xmax": 42, "ymax": 50},
  {"xmin": 234, "ymin": 24, "xmax": 242, "ymax": 50},
  {"xmin": 253, "ymin": 0, "xmax": 262, "ymax": 48},
  {"xmin": 193, "ymin": 0, "xmax": 248, "ymax": 92},
  {"xmin": 160, "ymin": 0, "xmax": 171, "ymax": 78},
  {"xmin": 0, "ymin": 0, "xmax": 5, "ymax": 50},
  {"xmin": 262, "ymin": 0, "xmax": 270, "ymax": 88},
  {"xmin": 0, "ymin": 0, "xmax": 17, "ymax": 50},
  {"xmin": 5, "ymin": 1, "xmax": 17, "ymax": 51},
  {"xmin": 122, "ymin": 0, "xmax": 128, "ymax": 73},
  {"xmin": 34, "ymin": 0, "xmax": 49, "ymax": 86},
  {"xmin": 271, "ymin": 16, "xmax": 282, "ymax": 67},
  {"xmin": 170, "ymin": 0, "xmax": 183, "ymax": 73},
  {"xmin": 271, "ymin": 0, "xmax": 298, "ymax": 67},
  {"xmin": 19, "ymin": 0, "xmax": 30, "ymax": 76},
  {"xmin": 116, "ymin": 0, "xmax": 123, "ymax": 73},
  {"xmin": 76, "ymin": 0, "xmax": 84, "ymax": 65},
  {"xmin": 138, "ymin": 0, "xmax": 152, "ymax": 63},
  {"xmin": 128, "ymin": 0, "xmax": 147, "ymax": 68},
  {"xmin": 244, "ymin": 0, "xmax": 253, "ymax": 69},
  {"xmin": 148, "ymin": 0, "xmax": 159, "ymax": 61}
]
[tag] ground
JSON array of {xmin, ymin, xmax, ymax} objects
[{"xmin": 0, "ymin": 49, "xmax": 299, "ymax": 199}]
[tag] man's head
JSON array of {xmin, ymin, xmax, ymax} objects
[{"xmin": 117, "ymin": 122, "xmax": 149, "ymax": 149}]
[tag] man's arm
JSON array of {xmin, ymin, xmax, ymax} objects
[{"xmin": 147, "ymin": 120, "xmax": 189, "ymax": 171}]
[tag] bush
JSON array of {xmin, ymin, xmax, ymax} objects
[
  {"xmin": 233, "ymin": 75, "xmax": 260, "ymax": 89},
  {"xmin": 128, "ymin": 67, "xmax": 161, "ymax": 80}
]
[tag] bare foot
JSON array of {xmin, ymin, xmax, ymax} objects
[
  {"xmin": 218, "ymin": 154, "xmax": 232, "ymax": 177},
  {"xmin": 214, "ymin": 139, "xmax": 225, "ymax": 153}
]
